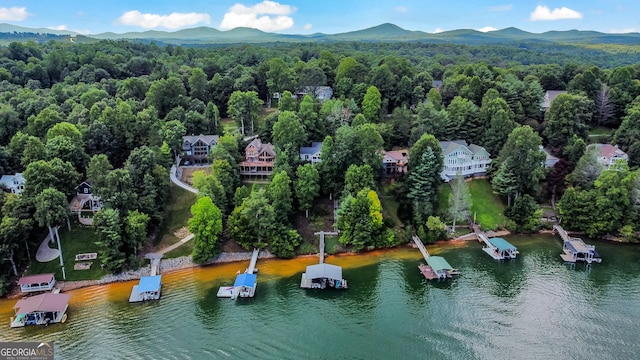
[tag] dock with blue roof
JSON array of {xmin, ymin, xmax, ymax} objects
[
  {"xmin": 218, "ymin": 248, "xmax": 260, "ymax": 299},
  {"xmin": 129, "ymin": 275, "xmax": 162, "ymax": 302}
]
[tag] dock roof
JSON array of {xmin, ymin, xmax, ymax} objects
[
  {"xmin": 305, "ymin": 263, "xmax": 343, "ymax": 281},
  {"xmin": 565, "ymin": 239, "xmax": 594, "ymax": 254},
  {"xmin": 426, "ymin": 256, "xmax": 454, "ymax": 272},
  {"xmin": 234, "ymin": 273, "xmax": 257, "ymax": 288},
  {"xmin": 14, "ymin": 293, "xmax": 70, "ymax": 314},
  {"xmin": 138, "ymin": 275, "xmax": 161, "ymax": 293},
  {"xmin": 17, "ymin": 273, "xmax": 54, "ymax": 285},
  {"xmin": 489, "ymin": 237, "xmax": 517, "ymax": 251}
]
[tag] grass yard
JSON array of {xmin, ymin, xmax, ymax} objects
[
  {"xmin": 379, "ymin": 184, "xmax": 402, "ymax": 227},
  {"xmin": 154, "ymin": 183, "xmax": 198, "ymax": 250},
  {"xmin": 468, "ymin": 179, "xmax": 507, "ymax": 231},
  {"xmin": 27, "ymin": 223, "xmax": 107, "ymax": 281},
  {"xmin": 588, "ymin": 126, "xmax": 615, "ymax": 143},
  {"xmin": 163, "ymin": 241, "xmax": 194, "ymax": 259},
  {"xmin": 437, "ymin": 184, "xmax": 452, "ymax": 217},
  {"xmin": 221, "ymin": 117, "xmax": 239, "ymax": 134}
]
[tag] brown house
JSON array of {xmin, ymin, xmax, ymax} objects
[
  {"xmin": 382, "ymin": 149, "xmax": 409, "ymax": 178},
  {"xmin": 239, "ymin": 138, "xmax": 276, "ymax": 179}
]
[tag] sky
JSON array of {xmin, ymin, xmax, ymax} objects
[{"xmin": 0, "ymin": 0, "xmax": 639, "ymax": 35}]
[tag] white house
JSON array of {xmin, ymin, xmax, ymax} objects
[
  {"xmin": 0, "ymin": 173, "xmax": 25, "ymax": 194},
  {"xmin": 541, "ymin": 90, "xmax": 567, "ymax": 111},
  {"xmin": 439, "ymin": 140, "xmax": 491, "ymax": 182},
  {"xmin": 300, "ymin": 142, "xmax": 323, "ymax": 164},
  {"xmin": 540, "ymin": 146, "xmax": 560, "ymax": 168},
  {"xmin": 589, "ymin": 143, "xmax": 628, "ymax": 169}
]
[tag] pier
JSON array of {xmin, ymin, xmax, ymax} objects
[
  {"xmin": 554, "ymin": 225, "xmax": 602, "ymax": 264},
  {"xmin": 130, "ymin": 255, "xmax": 163, "ymax": 303},
  {"xmin": 473, "ymin": 224, "xmax": 518, "ymax": 260},
  {"xmin": 217, "ymin": 248, "xmax": 260, "ymax": 299},
  {"xmin": 300, "ymin": 231, "xmax": 347, "ymax": 290},
  {"xmin": 413, "ymin": 236, "xmax": 459, "ymax": 280}
]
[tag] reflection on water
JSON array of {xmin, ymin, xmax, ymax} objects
[{"xmin": 1, "ymin": 235, "xmax": 640, "ymax": 359}]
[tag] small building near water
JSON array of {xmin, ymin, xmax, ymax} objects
[
  {"xmin": 233, "ymin": 273, "xmax": 257, "ymax": 298},
  {"xmin": 483, "ymin": 237, "xmax": 519, "ymax": 260},
  {"xmin": 419, "ymin": 256, "xmax": 460, "ymax": 280},
  {"xmin": 18, "ymin": 273, "xmax": 56, "ymax": 294},
  {"xmin": 300, "ymin": 263, "xmax": 348, "ymax": 290},
  {"xmin": 129, "ymin": 275, "xmax": 162, "ymax": 302},
  {"xmin": 11, "ymin": 293, "xmax": 70, "ymax": 327},
  {"xmin": 561, "ymin": 238, "xmax": 602, "ymax": 264}
]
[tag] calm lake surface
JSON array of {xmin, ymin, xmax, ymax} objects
[{"xmin": 2, "ymin": 234, "xmax": 640, "ymax": 359}]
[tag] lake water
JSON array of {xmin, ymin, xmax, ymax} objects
[{"xmin": 2, "ymin": 235, "xmax": 640, "ymax": 359}]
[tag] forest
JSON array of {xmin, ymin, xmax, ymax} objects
[{"xmin": 0, "ymin": 38, "xmax": 639, "ymax": 295}]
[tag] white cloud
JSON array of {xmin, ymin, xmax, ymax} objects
[
  {"xmin": 609, "ymin": 28, "xmax": 639, "ymax": 34},
  {"xmin": 477, "ymin": 26, "xmax": 498, "ymax": 33},
  {"xmin": 116, "ymin": 10, "xmax": 211, "ymax": 29},
  {"xmin": 219, "ymin": 1, "xmax": 296, "ymax": 31},
  {"xmin": 395, "ymin": 6, "xmax": 408, "ymax": 13},
  {"xmin": 487, "ymin": 5, "xmax": 513, "ymax": 12},
  {"xmin": 530, "ymin": 5, "xmax": 583, "ymax": 21},
  {"xmin": 304, "ymin": 23, "xmax": 312, "ymax": 30},
  {"xmin": 432, "ymin": 28, "xmax": 444, "ymax": 34},
  {"xmin": 0, "ymin": 6, "xmax": 29, "ymax": 21},
  {"xmin": 47, "ymin": 25, "xmax": 67, "ymax": 31}
]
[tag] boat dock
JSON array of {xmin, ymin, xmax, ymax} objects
[
  {"xmin": 300, "ymin": 231, "xmax": 347, "ymax": 289},
  {"xmin": 554, "ymin": 225, "xmax": 602, "ymax": 264},
  {"xmin": 474, "ymin": 225, "xmax": 518, "ymax": 260},
  {"xmin": 413, "ymin": 236, "xmax": 459, "ymax": 280},
  {"xmin": 217, "ymin": 248, "xmax": 260, "ymax": 299},
  {"xmin": 130, "ymin": 255, "xmax": 163, "ymax": 302}
]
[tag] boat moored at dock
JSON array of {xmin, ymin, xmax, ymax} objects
[{"xmin": 10, "ymin": 293, "xmax": 70, "ymax": 328}]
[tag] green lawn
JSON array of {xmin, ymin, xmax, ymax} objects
[
  {"xmin": 221, "ymin": 117, "xmax": 239, "ymax": 134},
  {"xmin": 379, "ymin": 184, "xmax": 402, "ymax": 227},
  {"xmin": 588, "ymin": 126, "xmax": 615, "ymax": 143},
  {"xmin": 468, "ymin": 179, "xmax": 507, "ymax": 231},
  {"xmin": 27, "ymin": 223, "xmax": 107, "ymax": 281},
  {"xmin": 163, "ymin": 241, "xmax": 194, "ymax": 259},
  {"xmin": 155, "ymin": 183, "xmax": 198, "ymax": 250}
]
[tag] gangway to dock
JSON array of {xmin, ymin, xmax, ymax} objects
[{"xmin": 246, "ymin": 248, "xmax": 260, "ymax": 274}]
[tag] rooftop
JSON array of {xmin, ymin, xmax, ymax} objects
[
  {"xmin": 426, "ymin": 256, "xmax": 454, "ymax": 272},
  {"xmin": 13, "ymin": 293, "xmax": 70, "ymax": 314},
  {"xmin": 489, "ymin": 237, "xmax": 517, "ymax": 251},
  {"xmin": 234, "ymin": 273, "xmax": 257, "ymax": 288},
  {"xmin": 305, "ymin": 263, "xmax": 343, "ymax": 281},
  {"xmin": 300, "ymin": 141, "xmax": 323, "ymax": 155},
  {"xmin": 138, "ymin": 275, "xmax": 162, "ymax": 293}
]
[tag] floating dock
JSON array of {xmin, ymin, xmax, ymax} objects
[
  {"xmin": 554, "ymin": 225, "xmax": 602, "ymax": 264},
  {"xmin": 413, "ymin": 236, "xmax": 459, "ymax": 280},
  {"xmin": 300, "ymin": 231, "xmax": 348, "ymax": 289},
  {"xmin": 130, "ymin": 255, "xmax": 162, "ymax": 303},
  {"xmin": 10, "ymin": 293, "xmax": 70, "ymax": 327},
  {"xmin": 218, "ymin": 248, "xmax": 260, "ymax": 299},
  {"xmin": 473, "ymin": 225, "xmax": 518, "ymax": 260}
]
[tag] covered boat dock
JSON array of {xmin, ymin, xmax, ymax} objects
[
  {"xmin": 129, "ymin": 275, "xmax": 162, "ymax": 302},
  {"xmin": 483, "ymin": 237, "xmax": 518, "ymax": 260},
  {"xmin": 17, "ymin": 273, "xmax": 56, "ymax": 294},
  {"xmin": 301, "ymin": 263, "xmax": 348, "ymax": 289},
  {"xmin": 419, "ymin": 256, "xmax": 460, "ymax": 280},
  {"xmin": 11, "ymin": 293, "xmax": 70, "ymax": 327}
]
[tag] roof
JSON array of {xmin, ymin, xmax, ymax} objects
[
  {"xmin": 18, "ymin": 273, "xmax": 55, "ymax": 285},
  {"xmin": 305, "ymin": 263, "xmax": 343, "ymax": 281},
  {"xmin": 467, "ymin": 144, "xmax": 489, "ymax": 156},
  {"xmin": 0, "ymin": 173, "xmax": 25, "ymax": 185},
  {"xmin": 383, "ymin": 149, "xmax": 409, "ymax": 162},
  {"xmin": 426, "ymin": 256, "xmax": 453, "ymax": 272},
  {"xmin": 590, "ymin": 143, "xmax": 627, "ymax": 160},
  {"xmin": 489, "ymin": 237, "xmax": 517, "ymax": 251},
  {"xmin": 234, "ymin": 273, "xmax": 257, "ymax": 288},
  {"xmin": 542, "ymin": 90, "xmax": 567, "ymax": 108},
  {"xmin": 13, "ymin": 293, "xmax": 70, "ymax": 314},
  {"xmin": 137, "ymin": 275, "xmax": 161, "ymax": 293},
  {"xmin": 439, "ymin": 140, "xmax": 468, "ymax": 155},
  {"xmin": 300, "ymin": 142, "xmax": 323, "ymax": 155},
  {"xmin": 183, "ymin": 134, "xmax": 219, "ymax": 147},
  {"xmin": 565, "ymin": 238, "xmax": 596, "ymax": 254},
  {"xmin": 246, "ymin": 138, "xmax": 275, "ymax": 157}
]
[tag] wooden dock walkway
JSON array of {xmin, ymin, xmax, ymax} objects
[
  {"xmin": 246, "ymin": 248, "xmax": 259, "ymax": 274},
  {"xmin": 314, "ymin": 231, "xmax": 338, "ymax": 264},
  {"xmin": 412, "ymin": 235, "xmax": 430, "ymax": 260},
  {"xmin": 553, "ymin": 224, "xmax": 571, "ymax": 242}
]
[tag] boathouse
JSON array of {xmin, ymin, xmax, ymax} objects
[
  {"xmin": 419, "ymin": 256, "xmax": 460, "ymax": 280},
  {"xmin": 485, "ymin": 237, "xmax": 518, "ymax": 260},
  {"xmin": 129, "ymin": 275, "xmax": 162, "ymax": 302},
  {"xmin": 17, "ymin": 273, "xmax": 56, "ymax": 294},
  {"xmin": 561, "ymin": 238, "xmax": 602, "ymax": 264},
  {"xmin": 233, "ymin": 273, "xmax": 257, "ymax": 298},
  {"xmin": 11, "ymin": 293, "xmax": 70, "ymax": 327},
  {"xmin": 301, "ymin": 263, "xmax": 348, "ymax": 289}
]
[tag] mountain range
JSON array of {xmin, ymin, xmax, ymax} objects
[{"xmin": 2, "ymin": 22, "xmax": 640, "ymax": 46}]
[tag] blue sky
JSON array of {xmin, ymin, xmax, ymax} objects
[{"xmin": 0, "ymin": 1, "xmax": 638, "ymax": 35}]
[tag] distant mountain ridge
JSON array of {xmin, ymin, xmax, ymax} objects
[{"xmin": 1, "ymin": 22, "xmax": 639, "ymax": 45}]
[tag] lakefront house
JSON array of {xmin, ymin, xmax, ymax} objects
[
  {"xmin": 382, "ymin": 149, "xmax": 409, "ymax": 178},
  {"xmin": 439, "ymin": 140, "xmax": 491, "ymax": 182},
  {"xmin": 588, "ymin": 143, "xmax": 629, "ymax": 169},
  {"xmin": 0, "ymin": 173, "xmax": 25, "ymax": 194},
  {"xmin": 181, "ymin": 134, "xmax": 219, "ymax": 165},
  {"xmin": 239, "ymin": 138, "xmax": 276, "ymax": 179},
  {"xmin": 300, "ymin": 142, "xmax": 323, "ymax": 164}
]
